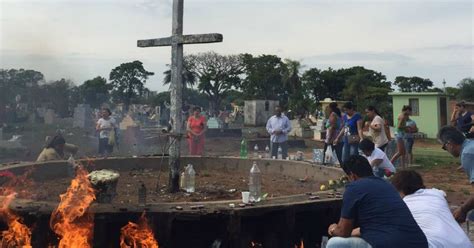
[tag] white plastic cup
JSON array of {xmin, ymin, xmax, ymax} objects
[{"xmin": 242, "ymin": 191, "xmax": 250, "ymax": 203}]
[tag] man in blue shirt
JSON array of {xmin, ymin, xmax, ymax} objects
[
  {"xmin": 266, "ymin": 106, "xmax": 292, "ymax": 159},
  {"xmin": 327, "ymin": 155, "xmax": 428, "ymax": 248},
  {"xmin": 438, "ymin": 126, "xmax": 474, "ymax": 223}
]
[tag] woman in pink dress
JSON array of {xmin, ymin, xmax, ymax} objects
[{"xmin": 187, "ymin": 106, "xmax": 207, "ymax": 155}]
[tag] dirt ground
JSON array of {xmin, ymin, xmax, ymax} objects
[
  {"xmin": 1, "ymin": 128, "xmax": 471, "ymax": 206},
  {"xmin": 24, "ymin": 167, "xmax": 335, "ymax": 204}
]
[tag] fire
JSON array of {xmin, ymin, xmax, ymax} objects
[
  {"xmin": 50, "ymin": 166, "xmax": 96, "ymax": 248},
  {"xmin": 120, "ymin": 212, "xmax": 159, "ymax": 248},
  {"xmin": 295, "ymin": 240, "xmax": 304, "ymax": 248},
  {"xmin": 0, "ymin": 191, "xmax": 32, "ymax": 248}
]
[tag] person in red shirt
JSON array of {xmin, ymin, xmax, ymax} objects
[{"xmin": 187, "ymin": 106, "xmax": 207, "ymax": 155}]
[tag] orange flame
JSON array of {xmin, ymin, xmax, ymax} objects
[
  {"xmin": 0, "ymin": 191, "xmax": 32, "ymax": 248},
  {"xmin": 120, "ymin": 212, "xmax": 159, "ymax": 248},
  {"xmin": 50, "ymin": 166, "xmax": 96, "ymax": 248},
  {"xmin": 295, "ymin": 240, "xmax": 304, "ymax": 248}
]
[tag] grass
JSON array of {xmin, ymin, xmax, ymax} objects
[{"xmin": 412, "ymin": 145, "xmax": 459, "ymax": 169}]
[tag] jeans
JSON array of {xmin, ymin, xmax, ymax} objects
[
  {"xmin": 98, "ymin": 138, "xmax": 113, "ymax": 156},
  {"xmin": 271, "ymin": 141, "xmax": 288, "ymax": 159},
  {"xmin": 327, "ymin": 237, "xmax": 372, "ymax": 248},
  {"xmin": 342, "ymin": 142, "xmax": 359, "ymax": 163}
]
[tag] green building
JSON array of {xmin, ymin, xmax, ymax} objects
[{"xmin": 389, "ymin": 92, "xmax": 450, "ymax": 139}]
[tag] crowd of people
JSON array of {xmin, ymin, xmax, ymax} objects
[
  {"xmin": 33, "ymin": 101, "xmax": 474, "ymax": 246},
  {"xmin": 324, "ymin": 100, "xmax": 474, "ymax": 247}
]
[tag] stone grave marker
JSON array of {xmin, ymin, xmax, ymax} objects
[
  {"xmin": 44, "ymin": 109, "xmax": 56, "ymax": 125},
  {"xmin": 244, "ymin": 100, "xmax": 279, "ymax": 126},
  {"xmin": 73, "ymin": 104, "xmax": 93, "ymax": 128}
]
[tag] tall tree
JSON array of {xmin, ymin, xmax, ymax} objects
[
  {"xmin": 109, "ymin": 61, "xmax": 154, "ymax": 110},
  {"xmin": 302, "ymin": 67, "xmax": 347, "ymax": 104},
  {"xmin": 184, "ymin": 51, "xmax": 244, "ymax": 113},
  {"xmin": 341, "ymin": 66, "xmax": 392, "ymax": 118},
  {"xmin": 394, "ymin": 76, "xmax": 434, "ymax": 92},
  {"xmin": 80, "ymin": 76, "xmax": 110, "ymax": 108},
  {"xmin": 0, "ymin": 69, "xmax": 45, "ymax": 109},
  {"xmin": 41, "ymin": 79, "xmax": 76, "ymax": 117},
  {"xmin": 163, "ymin": 61, "xmax": 197, "ymax": 89},
  {"xmin": 457, "ymin": 78, "xmax": 474, "ymax": 101},
  {"xmin": 283, "ymin": 59, "xmax": 312, "ymax": 113},
  {"xmin": 240, "ymin": 54, "xmax": 288, "ymax": 104}
]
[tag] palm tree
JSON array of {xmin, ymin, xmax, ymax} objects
[{"xmin": 162, "ymin": 61, "xmax": 197, "ymax": 89}]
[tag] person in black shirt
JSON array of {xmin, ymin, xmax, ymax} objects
[
  {"xmin": 327, "ymin": 155, "xmax": 428, "ymax": 248},
  {"xmin": 450, "ymin": 101, "xmax": 474, "ymax": 138}
]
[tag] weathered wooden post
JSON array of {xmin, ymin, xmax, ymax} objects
[{"xmin": 137, "ymin": 0, "xmax": 223, "ymax": 192}]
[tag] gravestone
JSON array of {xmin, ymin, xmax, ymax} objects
[
  {"xmin": 73, "ymin": 104, "xmax": 93, "ymax": 129},
  {"xmin": 288, "ymin": 119, "xmax": 313, "ymax": 138},
  {"xmin": 207, "ymin": 117, "xmax": 220, "ymax": 129},
  {"xmin": 244, "ymin": 100, "xmax": 279, "ymax": 126},
  {"xmin": 120, "ymin": 115, "xmax": 138, "ymax": 130},
  {"xmin": 0, "ymin": 128, "xmax": 3, "ymax": 140},
  {"xmin": 44, "ymin": 109, "xmax": 56, "ymax": 125}
]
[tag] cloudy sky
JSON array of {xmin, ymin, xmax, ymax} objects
[{"xmin": 0, "ymin": 0, "xmax": 472, "ymax": 92}]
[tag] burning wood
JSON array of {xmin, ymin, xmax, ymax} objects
[
  {"xmin": 120, "ymin": 212, "xmax": 159, "ymax": 248},
  {"xmin": 0, "ymin": 191, "xmax": 32, "ymax": 248},
  {"xmin": 50, "ymin": 166, "xmax": 96, "ymax": 248}
]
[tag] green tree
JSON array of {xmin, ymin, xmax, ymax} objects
[
  {"xmin": 79, "ymin": 76, "xmax": 110, "ymax": 108},
  {"xmin": 109, "ymin": 61, "xmax": 154, "ymax": 110},
  {"xmin": 183, "ymin": 51, "xmax": 244, "ymax": 113},
  {"xmin": 445, "ymin": 86, "xmax": 461, "ymax": 99},
  {"xmin": 241, "ymin": 54, "xmax": 288, "ymax": 104},
  {"xmin": 302, "ymin": 67, "xmax": 347, "ymax": 105},
  {"xmin": 457, "ymin": 78, "xmax": 474, "ymax": 101},
  {"xmin": 150, "ymin": 91, "xmax": 171, "ymax": 107},
  {"xmin": 41, "ymin": 79, "xmax": 76, "ymax": 117},
  {"xmin": 341, "ymin": 66, "xmax": 392, "ymax": 118},
  {"xmin": 0, "ymin": 69, "xmax": 45, "ymax": 109},
  {"xmin": 283, "ymin": 59, "xmax": 313, "ymax": 113},
  {"xmin": 163, "ymin": 61, "xmax": 197, "ymax": 89},
  {"xmin": 394, "ymin": 76, "xmax": 434, "ymax": 92}
]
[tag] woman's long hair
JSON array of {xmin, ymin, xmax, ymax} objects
[{"xmin": 329, "ymin": 102, "xmax": 342, "ymax": 117}]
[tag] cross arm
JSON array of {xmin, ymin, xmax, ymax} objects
[{"xmin": 137, "ymin": 33, "xmax": 223, "ymax": 47}]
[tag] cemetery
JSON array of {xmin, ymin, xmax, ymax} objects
[{"xmin": 0, "ymin": 0, "xmax": 473, "ymax": 247}]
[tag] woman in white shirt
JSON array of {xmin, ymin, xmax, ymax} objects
[
  {"xmin": 96, "ymin": 108, "xmax": 116, "ymax": 157},
  {"xmin": 391, "ymin": 170, "xmax": 473, "ymax": 248}
]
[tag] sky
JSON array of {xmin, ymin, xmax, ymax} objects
[{"xmin": 0, "ymin": 0, "xmax": 472, "ymax": 92}]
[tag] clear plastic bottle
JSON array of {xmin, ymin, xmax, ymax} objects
[
  {"xmin": 240, "ymin": 138, "xmax": 248, "ymax": 159},
  {"xmin": 249, "ymin": 161, "xmax": 262, "ymax": 202},
  {"xmin": 265, "ymin": 145, "xmax": 270, "ymax": 159},
  {"xmin": 253, "ymin": 144, "xmax": 259, "ymax": 159},
  {"xmin": 66, "ymin": 155, "xmax": 76, "ymax": 176},
  {"xmin": 185, "ymin": 164, "xmax": 196, "ymax": 193},
  {"xmin": 277, "ymin": 146, "xmax": 283, "ymax": 160}
]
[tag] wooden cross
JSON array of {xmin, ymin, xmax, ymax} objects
[{"xmin": 137, "ymin": 0, "xmax": 223, "ymax": 192}]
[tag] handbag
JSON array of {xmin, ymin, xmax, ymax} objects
[{"xmin": 347, "ymin": 134, "xmax": 360, "ymax": 144}]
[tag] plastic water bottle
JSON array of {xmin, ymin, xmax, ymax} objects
[
  {"xmin": 253, "ymin": 144, "xmax": 259, "ymax": 158},
  {"xmin": 249, "ymin": 161, "xmax": 262, "ymax": 202},
  {"xmin": 66, "ymin": 155, "xmax": 76, "ymax": 176},
  {"xmin": 240, "ymin": 138, "xmax": 248, "ymax": 159},
  {"xmin": 277, "ymin": 146, "xmax": 283, "ymax": 160},
  {"xmin": 265, "ymin": 145, "xmax": 270, "ymax": 158},
  {"xmin": 185, "ymin": 164, "xmax": 196, "ymax": 193},
  {"xmin": 180, "ymin": 170, "xmax": 187, "ymax": 190}
]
